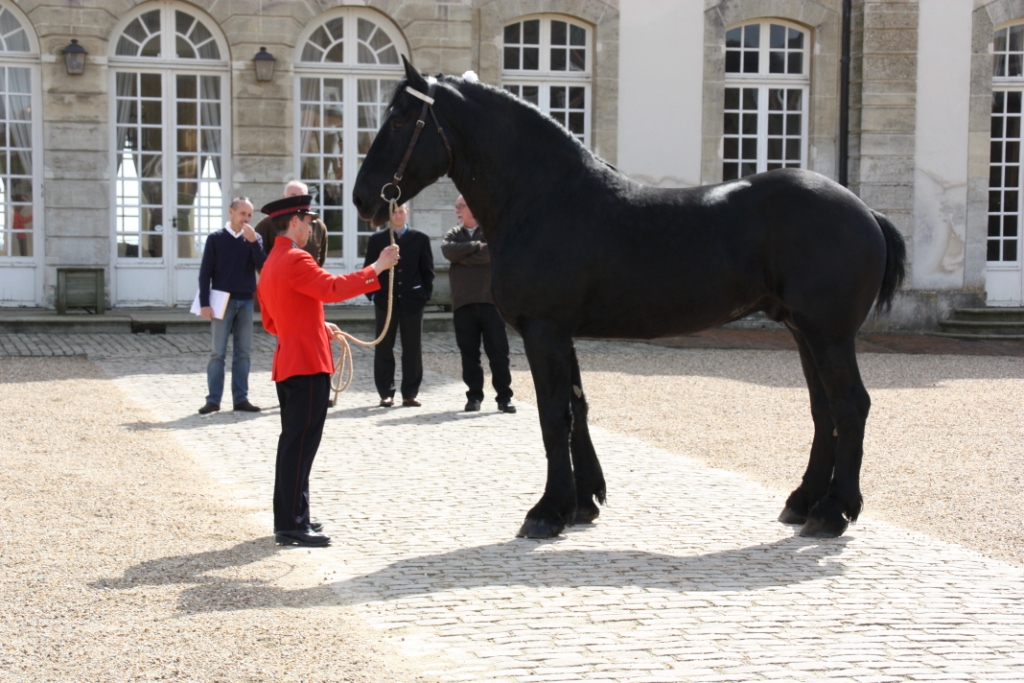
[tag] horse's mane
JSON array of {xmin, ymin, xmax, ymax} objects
[{"xmin": 390, "ymin": 72, "xmax": 612, "ymax": 171}]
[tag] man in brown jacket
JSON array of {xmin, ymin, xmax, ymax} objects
[
  {"xmin": 255, "ymin": 180, "xmax": 328, "ymax": 267},
  {"xmin": 440, "ymin": 195, "xmax": 515, "ymax": 413}
]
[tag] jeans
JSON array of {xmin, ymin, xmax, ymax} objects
[
  {"xmin": 206, "ymin": 297, "xmax": 254, "ymax": 405},
  {"xmin": 453, "ymin": 303, "xmax": 513, "ymax": 404}
]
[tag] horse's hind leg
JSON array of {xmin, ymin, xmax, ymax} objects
[
  {"xmin": 517, "ymin": 320, "xmax": 577, "ymax": 538},
  {"xmin": 779, "ymin": 330, "xmax": 838, "ymax": 526},
  {"xmin": 569, "ymin": 347, "xmax": 605, "ymax": 524},
  {"xmin": 791, "ymin": 330, "xmax": 869, "ymax": 538}
]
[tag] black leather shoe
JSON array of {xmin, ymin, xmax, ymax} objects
[
  {"xmin": 275, "ymin": 530, "xmax": 331, "ymax": 547},
  {"xmin": 379, "ymin": 397, "xmax": 394, "ymax": 408},
  {"xmin": 198, "ymin": 402, "xmax": 220, "ymax": 415},
  {"xmin": 233, "ymin": 401, "xmax": 261, "ymax": 412},
  {"xmin": 402, "ymin": 397, "xmax": 421, "ymax": 407},
  {"xmin": 464, "ymin": 399, "xmax": 481, "ymax": 412},
  {"xmin": 498, "ymin": 401, "xmax": 517, "ymax": 414}
]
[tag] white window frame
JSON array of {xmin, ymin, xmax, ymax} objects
[
  {"xmin": 723, "ymin": 20, "xmax": 810, "ymax": 180},
  {"xmin": 107, "ymin": 2, "xmax": 231, "ymax": 305},
  {"xmin": 0, "ymin": 1, "xmax": 42, "ymax": 305},
  {"xmin": 501, "ymin": 15, "xmax": 593, "ymax": 148},
  {"xmin": 294, "ymin": 8, "xmax": 407, "ymax": 273},
  {"xmin": 990, "ymin": 20, "xmax": 1024, "ymax": 269}
]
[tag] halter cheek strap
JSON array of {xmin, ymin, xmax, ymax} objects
[{"xmin": 380, "ymin": 80, "xmax": 454, "ymax": 204}]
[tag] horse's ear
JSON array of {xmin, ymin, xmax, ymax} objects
[{"xmin": 402, "ymin": 54, "xmax": 429, "ymax": 92}]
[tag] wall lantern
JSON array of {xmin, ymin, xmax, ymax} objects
[
  {"xmin": 253, "ymin": 47, "xmax": 276, "ymax": 82},
  {"xmin": 62, "ymin": 39, "xmax": 87, "ymax": 75}
]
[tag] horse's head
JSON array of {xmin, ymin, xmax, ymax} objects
[{"xmin": 353, "ymin": 57, "xmax": 455, "ymax": 227}]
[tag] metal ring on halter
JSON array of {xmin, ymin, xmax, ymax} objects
[{"xmin": 380, "ymin": 183, "xmax": 402, "ymax": 203}]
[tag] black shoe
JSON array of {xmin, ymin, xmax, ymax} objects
[
  {"xmin": 402, "ymin": 397, "xmax": 421, "ymax": 407},
  {"xmin": 498, "ymin": 401, "xmax": 517, "ymax": 414},
  {"xmin": 379, "ymin": 397, "xmax": 394, "ymax": 408},
  {"xmin": 233, "ymin": 401, "xmax": 261, "ymax": 412},
  {"xmin": 275, "ymin": 530, "xmax": 331, "ymax": 547},
  {"xmin": 464, "ymin": 399, "xmax": 481, "ymax": 412},
  {"xmin": 198, "ymin": 402, "xmax": 220, "ymax": 415}
]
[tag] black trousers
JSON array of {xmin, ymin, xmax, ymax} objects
[
  {"xmin": 373, "ymin": 297, "xmax": 425, "ymax": 400},
  {"xmin": 273, "ymin": 372, "xmax": 330, "ymax": 532},
  {"xmin": 453, "ymin": 303, "xmax": 513, "ymax": 404}
]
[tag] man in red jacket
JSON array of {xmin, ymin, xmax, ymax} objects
[{"xmin": 257, "ymin": 194, "xmax": 399, "ymax": 547}]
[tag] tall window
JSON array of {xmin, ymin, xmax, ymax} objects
[
  {"xmin": 501, "ymin": 16, "xmax": 592, "ymax": 147},
  {"xmin": 0, "ymin": 4, "xmax": 34, "ymax": 259},
  {"xmin": 723, "ymin": 21, "xmax": 809, "ymax": 180},
  {"xmin": 111, "ymin": 5, "xmax": 227, "ymax": 263},
  {"xmin": 989, "ymin": 25, "xmax": 1024, "ymax": 265},
  {"xmin": 296, "ymin": 10, "xmax": 405, "ymax": 270}
]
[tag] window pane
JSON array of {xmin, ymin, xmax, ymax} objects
[
  {"xmin": 552, "ymin": 49, "xmax": 566, "ymax": 71},
  {"xmin": 570, "ymin": 24, "xmax": 586, "ymax": 46},
  {"xmin": 552, "ymin": 21, "xmax": 566, "ymax": 46},
  {"xmin": 743, "ymin": 51, "xmax": 758, "ymax": 73},
  {"xmin": 523, "ymin": 47, "xmax": 539, "ymax": 70},
  {"xmin": 523, "ymin": 19, "xmax": 540, "ymax": 44},
  {"xmin": 504, "ymin": 47, "xmax": 519, "ymax": 70},
  {"xmin": 744, "ymin": 24, "xmax": 760, "ymax": 48},
  {"xmin": 770, "ymin": 24, "xmax": 785, "ymax": 49},
  {"xmin": 570, "ymin": 48, "xmax": 585, "ymax": 71},
  {"xmin": 504, "ymin": 23, "xmax": 520, "ymax": 44}
]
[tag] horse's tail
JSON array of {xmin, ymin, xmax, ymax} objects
[{"xmin": 870, "ymin": 209, "xmax": 907, "ymax": 313}]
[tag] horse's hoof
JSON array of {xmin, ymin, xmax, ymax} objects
[
  {"xmin": 516, "ymin": 517, "xmax": 564, "ymax": 538},
  {"xmin": 798, "ymin": 515, "xmax": 848, "ymax": 538},
  {"xmin": 577, "ymin": 505, "xmax": 598, "ymax": 528},
  {"xmin": 778, "ymin": 506, "xmax": 807, "ymax": 525}
]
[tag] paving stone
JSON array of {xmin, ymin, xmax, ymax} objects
[{"xmin": 3, "ymin": 331, "xmax": 1022, "ymax": 682}]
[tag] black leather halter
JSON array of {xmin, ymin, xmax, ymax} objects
[{"xmin": 380, "ymin": 81, "xmax": 454, "ymax": 204}]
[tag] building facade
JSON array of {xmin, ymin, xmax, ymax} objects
[{"xmin": 1, "ymin": 0, "xmax": 1021, "ymax": 328}]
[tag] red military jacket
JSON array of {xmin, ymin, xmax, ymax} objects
[{"xmin": 258, "ymin": 236, "xmax": 381, "ymax": 382}]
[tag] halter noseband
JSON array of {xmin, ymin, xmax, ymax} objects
[{"xmin": 380, "ymin": 79, "xmax": 454, "ymax": 205}]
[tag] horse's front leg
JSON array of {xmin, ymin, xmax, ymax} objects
[
  {"xmin": 569, "ymin": 346, "xmax": 605, "ymax": 524},
  {"xmin": 517, "ymin": 322, "xmax": 576, "ymax": 538}
]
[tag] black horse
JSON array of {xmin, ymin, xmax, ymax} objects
[{"xmin": 353, "ymin": 59, "xmax": 907, "ymax": 540}]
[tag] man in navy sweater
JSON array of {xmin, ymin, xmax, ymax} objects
[{"xmin": 197, "ymin": 197, "xmax": 267, "ymax": 415}]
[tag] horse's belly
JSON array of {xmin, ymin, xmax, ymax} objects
[{"xmin": 574, "ymin": 297, "xmax": 757, "ymax": 340}]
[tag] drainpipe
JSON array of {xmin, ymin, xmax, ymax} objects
[{"xmin": 838, "ymin": 0, "xmax": 852, "ymax": 187}]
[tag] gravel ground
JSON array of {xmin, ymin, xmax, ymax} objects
[
  {"xmin": 0, "ymin": 357, "xmax": 433, "ymax": 683},
  {"xmin": 1, "ymin": 346, "xmax": 1020, "ymax": 682},
  {"xmin": 422, "ymin": 346, "xmax": 1024, "ymax": 568}
]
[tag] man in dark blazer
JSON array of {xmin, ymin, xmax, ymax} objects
[{"xmin": 363, "ymin": 203, "xmax": 435, "ymax": 407}]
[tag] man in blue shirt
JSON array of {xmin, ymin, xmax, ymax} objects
[{"xmin": 197, "ymin": 197, "xmax": 267, "ymax": 415}]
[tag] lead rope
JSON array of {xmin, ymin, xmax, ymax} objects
[{"xmin": 328, "ymin": 197, "xmax": 398, "ymax": 406}]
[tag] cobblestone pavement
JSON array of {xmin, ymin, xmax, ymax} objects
[{"xmin": 4, "ymin": 332, "xmax": 1024, "ymax": 682}]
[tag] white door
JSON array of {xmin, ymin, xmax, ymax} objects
[
  {"xmin": 988, "ymin": 88, "xmax": 1024, "ymax": 306},
  {"xmin": 112, "ymin": 70, "xmax": 226, "ymax": 306},
  {"xmin": 109, "ymin": 4, "xmax": 228, "ymax": 307}
]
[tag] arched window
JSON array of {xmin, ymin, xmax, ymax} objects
[
  {"xmin": 295, "ymin": 9, "xmax": 406, "ymax": 271},
  {"xmin": 722, "ymin": 20, "xmax": 810, "ymax": 180},
  {"xmin": 109, "ymin": 2, "xmax": 229, "ymax": 306},
  {"xmin": 990, "ymin": 24, "xmax": 1024, "ymax": 266},
  {"xmin": 0, "ymin": 3, "xmax": 36, "ymax": 265},
  {"xmin": 501, "ymin": 16, "xmax": 592, "ymax": 147}
]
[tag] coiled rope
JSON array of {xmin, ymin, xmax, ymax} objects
[{"xmin": 328, "ymin": 198, "xmax": 399, "ymax": 406}]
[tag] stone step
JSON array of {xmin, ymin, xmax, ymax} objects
[
  {"xmin": 948, "ymin": 307, "xmax": 1024, "ymax": 323},
  {"xmin": 935, "ymin": 319, "xmax": 1024, "ymax": 339}
]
